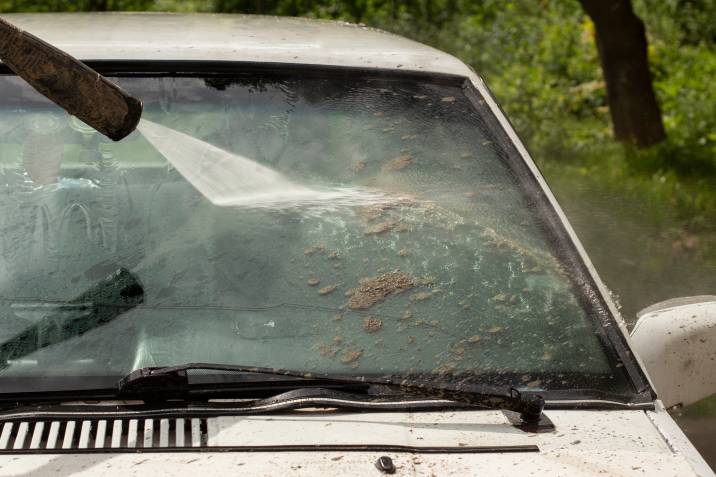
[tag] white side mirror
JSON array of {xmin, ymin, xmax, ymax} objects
[{"xmin": 630, "ymin": 296, "xmax": 716, "ymax": 408}]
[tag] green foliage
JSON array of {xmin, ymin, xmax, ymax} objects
[
  {"xmin": 635, "ymin": 0, "xmax": 716, "ymax": 45},
  {"xmin": 682, "ymin": 394, "xmax": 716, "ymax": 418}
]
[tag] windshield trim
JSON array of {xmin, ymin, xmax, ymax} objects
[
  {"xmin": 0, "ymin": 60, "xmax": 653, "ymax": 403},
  {"xmin": 0, "ymin": 60, "xmax": 468, "ymax": 85}
]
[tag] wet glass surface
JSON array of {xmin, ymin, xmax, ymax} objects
[{"xmin": 0, "ymin": 72, "xmax": 632, "ymax": 396}]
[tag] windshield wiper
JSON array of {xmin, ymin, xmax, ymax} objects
[
  {"xmin": 0, "ymin": 268, "xmax": 143, "ymax": 366},
  {"xmin": 117, "ymin": 363, "xmax": 549, "ymax": 430}
]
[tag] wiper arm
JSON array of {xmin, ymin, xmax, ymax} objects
[
  {"xmin": 117, "ymin": 363, "xmax": 548, "ymax": 429},
  {"xmin": 0, "ymin": 268, "xmax": 143, "ymax": 366}
]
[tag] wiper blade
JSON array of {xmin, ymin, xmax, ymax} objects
[
  {"xmin": 117, "ymin": 363, "xmax": 548, "ymax": 429},
  {"xmin": 0, "ymin": 268, "xmax": 143, "ymax": 366}
]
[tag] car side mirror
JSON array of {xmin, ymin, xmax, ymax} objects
[{"xmin": 630, "ymin": 296, "xmax": 716, "ymax": 408}]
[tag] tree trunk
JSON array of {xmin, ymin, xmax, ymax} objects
[
  {"xmin": 579, "ymin": 0, "xmax": 666, "ymax": 148},
  {"xmin": 87, "ymin": 0, "xmax": 109, "ymax": 11}
]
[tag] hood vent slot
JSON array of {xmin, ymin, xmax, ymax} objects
[{"xmin": 0, "ymin": 418, "xmax": 207, "ymax": 451}]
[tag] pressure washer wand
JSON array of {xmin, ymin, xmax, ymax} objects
[{"xmin": 0, "ymin": 16, "xmax": 142, "ymax": 141}]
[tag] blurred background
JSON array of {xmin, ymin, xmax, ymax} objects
[{"xmin": 1, "ymin": 0, "xmax": 714, "ymax": 465}]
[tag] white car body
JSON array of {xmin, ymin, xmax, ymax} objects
[{"xmin": 0, "ymin": 13, "xmax": 713, "ymax": 477}]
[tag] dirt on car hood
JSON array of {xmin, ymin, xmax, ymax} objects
[{"xmin": 0, "ymin": 408, "xmax": 710, "ymax": 476}]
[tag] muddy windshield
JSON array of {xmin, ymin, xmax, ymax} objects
[{"xmin": 0, "ymin": 68, "xmax": 634, "ymax": 398}]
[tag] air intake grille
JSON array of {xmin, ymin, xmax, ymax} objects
[{"xmin": 0, "ymin": 418, "xmax": 207, "ymax": 451}]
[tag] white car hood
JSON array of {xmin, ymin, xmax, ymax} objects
[{"xmin": 1, "ymin": 408, "xmax": 711, "ymax": 476}]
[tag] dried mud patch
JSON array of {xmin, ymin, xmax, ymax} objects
[
  {"xmin": 318, "ymin": 284, "xmax": 338, "ymax": 296},
  {"xmin": 340, "ymin": 349, "xmax": 363, "ymax": 364},
  {"xmin": 347, "ymin": 271, "xmax": 414, "ymax": 309},
  {"xmin": 363, "ymin": 317, "xmax": 383, "ymax": 333},
  {"xmin": 382, "ymin": 154, "xmax": 412, "ymax": 172}
]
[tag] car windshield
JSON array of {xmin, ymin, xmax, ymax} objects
[{"xmin": 0, "ymin": 66, "xmax": 635, "ymax": 398}]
